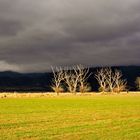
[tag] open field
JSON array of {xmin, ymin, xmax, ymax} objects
[{"xmin": 0, "ymin": 93, "xmax": 140, "ymax": 140}]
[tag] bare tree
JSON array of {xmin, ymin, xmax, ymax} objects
[
  {"xmin": 51, "ymin": 66, "xmax": 64, "ymax": 95},
  {"xmin": 64, "ymin": 65, "xmax": 92, "ymax": 94},
  {"xmin": 105, "ymin": 68, "xmax": 117, "ymax": 92},
  {"xmin": 64, "ymin": 66, "xmax": 80, "ymax": 94},
  {"xmin": 113, "ymin": 70, "xmax": 127, "ymax": 93},
  {"xmin": 77, "ymin": 65, "xmax": 92, "ymax": 93},
  {"xmin": 95, "ymin": 68, "xmax": 127, "ymax": 93},
  {"xmin": 95, "ymin": 68, "xmax": 108, "ymax": 92},
  {"xmin": 135, "ymin": 77, "xmax": 140, "ymax": 90}
]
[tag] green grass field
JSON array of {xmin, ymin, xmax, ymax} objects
[{"xmin": 0, "ymin": 94, "xmax": 140, "ymax": 140}]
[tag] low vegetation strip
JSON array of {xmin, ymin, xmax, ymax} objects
[
  {"xmin": 0, "ymin": 92, "xmax": 140, "ymax": 98},
  {"xmin": 0, "ymin": 94, "xmax": 140, "ymax": 140}
]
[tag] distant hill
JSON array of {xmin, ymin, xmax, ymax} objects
[{"xmin": 0, "ymin": 66, "xmax": 140, "ymax": 92}]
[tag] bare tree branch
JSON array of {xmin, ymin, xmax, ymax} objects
[
  {"xmin": 51, "ymin": 66, "xmax": 65, "ymax": 95},
  {"xmin": 113, "ymin": 70, "xmax": 127, "ymax": 93},
  {"xmin": 64, "ymin": 66, "xmax": 80, "ymax": 93},
  {"xmin": 95, "ymin": 68, "xmax": 108, "ymax": 92},
  {"xmin": 95, "ymin": 67, "xmax": 127, "ymax": 93},
  {"xmin": 77, "ymin": 65, "xmax": 92, "ymax": 93},
  {"xmin": 63, "ymin": 65, "xmax": 92, "ymax": 94},
  {"xmin": 105, "ymin": 67, "xmax": 116, "ymax": 92}
]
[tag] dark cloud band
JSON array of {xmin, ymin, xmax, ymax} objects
[{"xmin": 0, "ymin": 0, "xmax": 140, "ymax": 72}]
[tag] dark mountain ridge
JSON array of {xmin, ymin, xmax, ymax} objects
[{"xmin": 0, "ymin": 66, "xmax": 140, "ymax": 92}]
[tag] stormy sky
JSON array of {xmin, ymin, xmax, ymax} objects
[{"xmin": 0, "ymin": 0, "xmax": 140, "ymax": 72}]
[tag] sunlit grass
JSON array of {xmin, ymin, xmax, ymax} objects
[{"xmin": 0, "ymin": 93, "xmax": 140, "ymax": 140}]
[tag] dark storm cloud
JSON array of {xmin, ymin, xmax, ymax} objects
[
  {"xmin": 0, "ymin": 0, "xmax": 140, "ymax": 72},
  {"xmin": 0, "ymin": 18, "xmax": 23, "ymax": 36}
]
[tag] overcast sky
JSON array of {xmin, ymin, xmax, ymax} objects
[{"xmin": 0, "ymin": 0, "xmax": 140, "ymax": 72}]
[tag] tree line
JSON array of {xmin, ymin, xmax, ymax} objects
[{"xmin": 51, "ymin": 65, "xmax": 140, "ymax": 95}]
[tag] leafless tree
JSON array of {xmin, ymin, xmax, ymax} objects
[
  {"xmin": 77, "ymin": 65, "xmax": 92, "ymax": 93},
  {"xmin": 95, "ymin": 68, "xmax": 108, "ymax": 92},
  {"xmin": 135, "ymin": 77, "xmax": 140, "ymax": 90},
  {"xmin": 105, "ymin": 68, "xmax": 117, "ymax": 92},
  {"xmin": 64, "ymin": 65, "xmax": 91, "ymax": 94},
  {"xmin": 64, "ymin": 70, "xmax": 77, "ymax": 93},
  {"xmin": 95, "ymin": 68, "xmax": 127, "ymax": 93},
  {"xmin": 51, "ymin": 66, "xmax": 65, "ymax": 95},
  {"xmin": 64, "ymin": 66, "xmax": 80, "ymax": 94},
  {"xmin": 113, "ymin": 70, "xmax": 127, "ymax": 93}
]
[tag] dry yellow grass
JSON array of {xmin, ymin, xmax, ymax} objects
[{"xmin": 0, "ymin": 92, "xmax": 140, "ymax": 98}]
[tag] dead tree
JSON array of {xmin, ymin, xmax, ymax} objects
[
  {"xmin": 64, "ymin": 65, "xmax": 91, "ymax": 94},
  {"xmin": 95, "ymin": 68, "xmax": 127, "ymax": 93},
  {"xmin": 64, "ymin": 66, "xmax": 80, "ymax": 94},
  {"xmin": 51, "ymin": 66, "xmax": 64, "ymax": 95},
  {"xmin": 95, "ymin": 68, "xmax": 108, "ymax": 92},
  {"xmin": 105, "ymin": 68, "xmax": 116, "ymax": 92},
  {"xmin": 114, "ymin": 70, "xmax": 127, "ymax": 93},
  {"xmin": 77, "ymin": 65, "xmax": 92, "ymax": 93}
]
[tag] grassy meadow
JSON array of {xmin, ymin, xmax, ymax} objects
[{"xmin": 0, "ymin": 93, "xmax": 140, "ymax": 140}]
